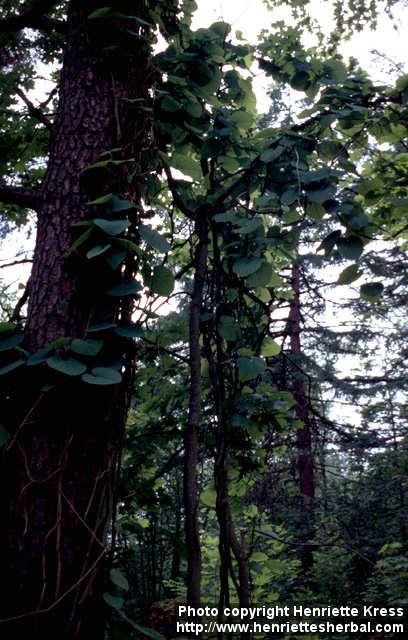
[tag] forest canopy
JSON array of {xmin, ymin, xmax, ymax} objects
[{"xmin": 0, "ymin": 1, "xmax": 407, "ymax": 639}]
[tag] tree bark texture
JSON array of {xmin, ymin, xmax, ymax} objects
[
  {"xmin": 0, "ymin": 2, "xmax": 152, "ymax": 637},
  {"xmin": 288, "ymin": 261, "xmax": 315, "ymax": 570},
  {"xmin": 184, "ymin": 213, "xmax": 208, "ymax": 607}
]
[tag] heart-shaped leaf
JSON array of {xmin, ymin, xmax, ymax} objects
[
  {"xmin": 150, "ymin": 265, "xmax": 175, "ymax": 296},
  {"xmin": 237, "ymin": 356, "xmax": 266, "ymax": 381},
  {"xmin": 47, "ymin": 356, "xmax": 87, "ymax": 377},
  {"xmin": 0, "ymin": 334, "xmax": 24, "ymax": 352},
  {"xmin": 139, "ymin": 225, "xmax": 170, "ymax": 253},
  {"xmin": 70, "ymin": 339, "xmax": 103, "ymax": 357},
  {"xmin": 106, "ymin": 280, "xmax": 142, "ymax": 297},
  {"xmin": 93, "ymin": 218, "xmax": 130, "ymax": 236},
  {"xmin": 82, "ymin": 367, "xmax": 122, "ymax": 385},
  {"xmin": 86, "ymin": 244, "xmax": 112, "ymax": 259},
  {"xmin": 0, "ymin": 359, "xmax": 25, "ymax": 375},
  {"xmin": 233, "ymin": 257, "xmax": 263, "ymax": 278}
]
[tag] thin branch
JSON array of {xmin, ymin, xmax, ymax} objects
[
  {"xmin": 0, "ymin": 259, "xmax": 32, "ymax": 269},
  {"xmin": 141, "ymin": 336, "xmax": 189, "ymax": 364},
  {"xmin": 15, "ymin": 88, "xmax": 53, "ymax": 130}
]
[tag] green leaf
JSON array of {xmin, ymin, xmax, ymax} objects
[
  {"xmin": 93, "ymin": 218, "xmax": 130, "ymax": 236},
  {"xmin": 150, "ymin": 266, "xmax": 175, "ymax": 296},
  {"xmin": 87, "ymin": 322, "xmax": 117, "ymax": 333},
  {"xmin": 201, "ymin": 488, "xmax": 217, "ymax": 508},
  {"xmin": 337, "ymin": 264, "xmax": 362, "ymax": 285},
  {"xmin": 337, "ymin": 236, "xmax": 364, "ymax": 260},
  {"xmin": 302, "ymin": 168, "xmax": 333, "ymax": 184},
  {"xmin": 360, "ymin": 282, "xmax": 384, "ymax": 302},
  {"xmin": 106, "ymin": 251, "xmax": 127, "ymax": 270},
  {"xmin": 161, "ymin": 95, "xmax": 181, "ymax": 112},
  {"xmin": 260, "ymin": 145, "xmax": 284, "ymax": 163},
  {"xmin": 107, "ymin": 196, "xmax": 135, "ymax": 213},
  {"xmin": 0, "ymin": 334, "xmax": 24, "ymax": 352},
  {"xmin": 106, "ymin": 280, "xmax": 142, "ymax": 296},
  {"xmin": 87, "ymin": 193, "xmax": 114, "ymax": 205},
  {"xmin": 88, "ymin": 7, "xmax": 113, "ymax": 19},
  {"xmin": 47, "ymin": 356, "xmax": 87, "ymax": 377},
  {"xmin": 307, "ymin": 202, "xmax": 325, "ymax": 220},
  {"xmin": 0, "ymin": 359, "xmax": 25, "ymax": 375},
  {"xmin": 0, "ymin": 322, "xmax": 16, "ymax": 335},
  {"xmin": 291, "ymin": 70, "xmax": 310, "ymax": 91},
  {"xmin": 237, "ymin": 356, "xmax": 266, "ymax": 381},
  {"xmin": 139, "ymin": 225, "xmax": 170, "ymax": 253},
  {"xmin": 219, "ymin": 155, "xmax": 240, "ymax": 172},
  {"xmin": 218, "ymin": 315, "xmax": 241, "ymax": 341},
  {"xmin": 115, "ymin": 239, "xmax": 141, "ymax": 254},
  {"xmin": 348, "ymin": 213, "xmax": 370, "ymax": 231},
  {"xmin": 114, "ymin": 324, "xmax": 144, "ymax": 338},
  {"xmin": 86, "ymin": 244, "xmax": 112, "ymax": 259},
  {"xmin": 0, "ymin": 424, "xmax": 10, "ymax": 447},
  {"xmin": 230, "ymin": 109, "xmax": 254, "ymax": 129},
  {"xmin": 281, "ymin": 187, "xmax": 299, "ymax": 206},
  {"xmin": 318, "ymin": 230, "xmax": 342, "ymax": 254},
  {"xmin": 131, "ymin": 16, "xmax": 153, "ymax": 27},
  {"xmin": 110, "ymin": 568, "xmax": 129, "ymax": 591},
  {"xmin": 49, "ymin": 337, "xmax": 70, "ymax": 350},
  {"xmin": 213, "ymin": 212, "xmax": 239, "ymax": 223},
  {"xmin": 251, "ymin": 551, "xmax": 269, "ymax": 563},
  {"xmin": 245, "ymin": 263, "xmax": 282, "ymax": 288},
  {"xmin": 261, "ymin": 337, "xmax": 281, "ymax": 357},
  {"xmin": 103, "ymin": 593, "xmax": 124, "ymax": 610},
  {"xmin": 168, "ymin": 151, "xmax": 202, "ymax": 180},
  {"xmin": 82, "ymin": 367, "xmax": 122, "ymax": 385},
  {"xmin": 70, "ymin": 339, "xmax": 103, "ymax": 357},
  {"xmin": 235, "ymin": 217, "xmax": 263, "ymax": 235},
  {"xmin": 137, "ymin": 518, "xmax": 150, "ymax": 528},
  {"xmin": 69, "ymin": 227, "xmax": 92, "ymax": 253},
  {"xmin": 307, "ymin": 185, "xmax": 336, "ymax": 203},
  {"xmin": 27, "ymin": 348, "xmax": 51, "ymax": 366},
  {"xmin": 233, "ymin": 257, "xmax": 263, "ymax": 278}
]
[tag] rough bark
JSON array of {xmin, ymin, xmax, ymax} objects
[
  {"xmin": 288, "ymin": 261, "xmax": 315, "ymax": 570},
  {"xmin": 184, "ymin": 212, "xmax": 208, "ymax": 607},
  {"xmin": 0, "ymin": 2, "xmax": 152, "ymax": 637}
]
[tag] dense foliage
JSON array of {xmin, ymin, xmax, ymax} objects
[{"xmin": 0, "ymin": 1, "xmax": 407, "ymax": 638}]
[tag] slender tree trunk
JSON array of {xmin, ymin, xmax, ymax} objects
[
  {"xmin": 0, "ymin": 2, "xmax": 152, "ymax": 637},
  {"xmin": 170, "ymin": 477, "xmax": 182, "ymax": 581},
  {"xmin": 184, "ymin": 213, "xmax": 208, "ymax": 606},
  {"xmin": 288, "ymin": 261, "xmax": 315, "ymax": 570},
  {"xmin": 208, "ymin": 223, "xmax": 251, "ymax": 639}
]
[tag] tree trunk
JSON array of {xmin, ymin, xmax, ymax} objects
[
  {"xmin": 184, "ymin": 212, "xmax": 208, "ymax": 607},
  {"xmin": 288, "ymin": 261, "xmax": 315, "ymax": 571},
  {"xmin": 0, "ymin": 2, "xmax": 152, "ymax": 637}
]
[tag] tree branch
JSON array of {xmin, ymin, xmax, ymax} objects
[
  {"xmin": 11, "ymin": 279, "xmax": 30, "ymax": 322},
  {"xmin": 0, "ymin": 185, "xmax": 40, "ymax": 209},
  {"xmin": 15, "ymin": 88, "xmax": 53, "ymax": 130},
  {"xmin": 0, "ymin": 0, "xmax": 66, "ymax": 34},
  {"xmin": 0, "ymin": 259, "xmax": 33, "ymax": 269}
]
